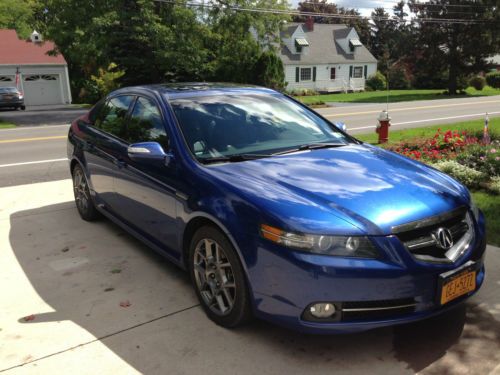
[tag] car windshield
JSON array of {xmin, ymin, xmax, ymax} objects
[
  {"xmin": 170, "ymin": 93, "xmax": 353, "ymax": 162},
  {"xmin": 0, "ymin": 87, "xmax": 19, "ymax": 93}
]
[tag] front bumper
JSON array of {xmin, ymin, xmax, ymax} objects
[
  {"xmin": 0, "ymin": 99, "xmax": 24, "ymax": 107},
  {"xmin": 245, "ymin": 212, "xmax": 487, "ymax": 334}
]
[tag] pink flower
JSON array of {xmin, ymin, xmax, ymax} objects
[
  {"xmin": 496, "ymin": 157, "xmax": 500, "ymax": 161},
  {"xmin": 480, "ymin": 156, "xmax": 485, "ymax": 160},
  {"xmin": 490, "ymin": 148, "xmax": 497, "ymax": 153}
]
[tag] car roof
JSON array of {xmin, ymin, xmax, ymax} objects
[{"xmin": 111, "ymin": 82, "xmax": 277, "ymax": 100}]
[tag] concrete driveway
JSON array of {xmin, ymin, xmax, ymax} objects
[
  {"xmin": 1, "ymin": 180, "xmax": 499, "ymax": 374},
  {"xmin": 0, "ymin": 105, "xmax": 87, "ymax": 126}
]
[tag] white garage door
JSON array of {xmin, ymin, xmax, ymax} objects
[
  {"xmin": 0, "ymin": 75, "xmax": 15, "ymax": 88},
  {"xmin": 23, "ymin": 74, "xmax": 62, "ymax": 106}
]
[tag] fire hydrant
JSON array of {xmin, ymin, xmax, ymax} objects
[{"xmin": 376, "ymin": 110, "xmax": 391, "ymax": 144}]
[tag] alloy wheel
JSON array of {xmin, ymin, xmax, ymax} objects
[
  {"xmin": 73, "ymin": 168, "xmax": 90, "ymax": 213},
  {"xmin": 193, "ymin": 238, "xmax": 236, "ymax": 316}
]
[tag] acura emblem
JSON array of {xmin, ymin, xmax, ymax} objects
[{"xmin": 433, "ymin": 227, "xmax": 453, "ymax": 250}]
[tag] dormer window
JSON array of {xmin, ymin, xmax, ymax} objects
[
  {"xmin": 349, "ymin": 39, "xmax": 362, "ymax": 53},
  {"xmin": 295, "ymin": 38, "xmax": 309, "ymax": 53}
]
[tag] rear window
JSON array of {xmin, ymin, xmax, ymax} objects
[{"xmin": 0, "ymin": 87, "xmax": 18, "ymax": 93}]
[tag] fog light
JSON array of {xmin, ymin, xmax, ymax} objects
[{"xmin": 309, "ymin": 303, "xmax": 336, "ymax": 318}]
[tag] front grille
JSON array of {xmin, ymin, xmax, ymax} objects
[
  {"xmin": 394, "ymin": 207, "xmax": 474, "ymax": 263},
  {"xmin": 342, "ymin": 298, "xmax": 416, "ymax": 322}
]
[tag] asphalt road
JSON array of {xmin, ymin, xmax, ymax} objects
[
  {"xmin": 0, "ymin": 95, "xmax": 499, "ymax": 187},
  {"xmin": 317, "ymin": 95, "xmax": 500, "ymax": 133},
  {"xmin": 0, "ymin": 105, "xmax": 87, "ymax": 126}
]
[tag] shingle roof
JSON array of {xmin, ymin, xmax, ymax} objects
[
  {"xmin": 0, "ymin": 29, "xmax": 67, "ymax": 65},
  {"xmin": 279, "ymin": 23, "xmax": 377, "ymax": 65}
]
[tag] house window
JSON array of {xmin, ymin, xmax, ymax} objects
[
  {"xmin": 296, "ymin": 46, "xmax": 302, "ymax": 53},
  {"xmin": 330, "ymin": 68, "xmax": 336, "ymax": 80},
  {"xmin": 353, "ymin": 67, "xmax": 363, "ymax": 78},
  {"xmin": 300, "ymin": 68, "xmax": 312, "ymax": 81}
]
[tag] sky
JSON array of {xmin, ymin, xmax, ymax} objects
[{"xmin": 290, "ymin": 0, "xmax": 406, "ymax": 16}]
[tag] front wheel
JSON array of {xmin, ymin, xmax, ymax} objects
[
  {"xmin": 189, "ymin": 226, "xmax": 252, "ymax": 328},
  {"xmin": 72, "ymin": 164, "xmax": 99, "ymax": 221}
]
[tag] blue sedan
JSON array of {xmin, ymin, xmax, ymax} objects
[{"xmin": 67, "ymin": 83, "xmax": 486, "ymax": 333}]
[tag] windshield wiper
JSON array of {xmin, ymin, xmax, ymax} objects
[
  {"xmin": 274, "ymin": 143, "xmax": 346, "ymax": 155},
  {"xmin": 200, "ymin": 153, "xmax": 272, "ymax": 164}
]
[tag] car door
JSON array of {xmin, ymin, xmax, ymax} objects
[
  {"xmin": 113, "ymin": 95, "xmax": 179, "ymax": 256},
  {"xmin": 83, "ymin": 95, "xmax": 135, "ymax": 211}
]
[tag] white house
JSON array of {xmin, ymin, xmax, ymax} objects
[
  {"xmin": 0, "ymin": 29, "xmax": 72, "ymax": 106},
  {"xmin": 279, "ymin": 20, "xmax": 377, "ymax": 92}
]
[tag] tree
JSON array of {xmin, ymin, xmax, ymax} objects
[
  {"xmin": 408, "ymin": 0, "xmax": 500, "ymax": 94},
  {"xmin": 34, "ymin": 0, "xmax": 289, "ymax": 101},
  {"xmin": 254, "ymin": 50, "xmax": 285, "ymax": 90},
  {"xmin": 0, "ymin": 0, "xmax": 35, "ymax": 39},
  {"xmin": 370, "ymin": 7, "xmax": 396, "ymax": 68},
  {"xmin": 294, "ymin": 0, "xmax": 371, "ymax": 44},
  {"xmin": 205, "ymin": 0, "xmax": 288, "ymax": 83}
]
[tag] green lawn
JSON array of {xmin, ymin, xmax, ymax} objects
[
  {"xmin": 0, "ymin": 120, "xmax": 16, "ymax": 129},
  {"xmin": 355, "ymin": 117, "xmax": 500, "ymax": 145},
  {"xmin": 472, "ymin": 192, "xmax": 500, "ymax": 247},
  {"xmin": 355, "ymin": 118, "xmax": 500, "ymax": 246},
  {"xmin": 296, "ymin": 86, "xmax": 500, "ymax": 105}
]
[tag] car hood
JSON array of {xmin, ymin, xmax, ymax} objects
[{"xmin": 204, "ymin": 144, "xmax": 470, "ymax": 235}]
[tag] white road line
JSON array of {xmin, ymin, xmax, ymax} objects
[
  {"xmin": 0, "ymin": 124, "xmax": 69, "ymax": 132},
  {"xmin": 349, "ymin": 111, "xmax": 500, "ymax": 131},
  {"xmin": 0, "ymin": 158, "xmax": 68, "ymax": 168}
]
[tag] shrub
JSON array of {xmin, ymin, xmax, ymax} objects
[
  {"xmin": 366, "ymin": 71, "xmax": 387, "ymax": 91},
  {"xmin": 388, "ymin": 129, "xmax": 478, "ymax": 162},
  {"xmin": 91, "ymin": 63, "xmax": 125, "ymax": 97},
  {"xmin": 486, "ymin": 71, "xmax": 500, "ymax": 89},
  {"xmin": 469, "ymin": 76, "xmax": 486, "ymax": 91},
  {"xmin": 75, "ymin": 79, "xmax": 100, "ymax": 104},
  {"xmin": 290, "ymin": 88, "xmax": 319, "ymax": 96},
  {"xmin": 456, "ymin": 140, "xmax": 500, "ymax": 177},
  {"xmin": 387, "ymin": 65, "xmax": 410, "ymax": 89},
  {"xmin": 432, "ymin": 160, "xmax": 487, "ymax": 189},
  {"xmin": 489, "ymin": 176, "xmax": 500, "ymax": 194},
  {"xmin": 254, "ymin": 51, "xmax": 286, "ymax": 91}
]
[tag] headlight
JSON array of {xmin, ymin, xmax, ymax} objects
[
  {"xmin": 260, "ymin": 224, "xmax": 379, "ymax": 258},
  {"xmin": 470, "ymin": 199, "xmax": 480, "ymax": 222}
]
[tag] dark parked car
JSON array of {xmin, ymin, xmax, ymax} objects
[
  {"xmin": 67, "ymin": 83, "xmax": 486, "ymax": 333},
  {"xmin": 0, "ymin": 87, "xmax": 25, "ymax": 110}
]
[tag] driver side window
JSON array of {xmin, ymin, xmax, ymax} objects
[
  {"xmin": 94, "ymin": 95, "xmax": 134, "ymax": 140},
  {"xmin": 127, "ymin": 97, "xmax": 169, "ymax": 149}
]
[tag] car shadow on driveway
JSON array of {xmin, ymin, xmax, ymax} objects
[{"xmin": 5, "ymin": 202, "xmax": 500, "ymax": 374}]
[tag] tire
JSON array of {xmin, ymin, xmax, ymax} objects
[
  {"xmin": 189, "ymin": 226, "xmax": 253, "ymax": 328},
  {"xmin": 21, "ymin": 105, "xmax": 26, "ymax": 110},
  {"xmin": 72, "ymin": 164, "xmax": 100, "ymax": 221}
]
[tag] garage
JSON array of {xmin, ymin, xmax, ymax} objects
[
  {"xmin": 0, "ymin": 29, "xmax": 72, "ymax": 106},
  {"xmin": 23, "ymin": 74, "xmax": 62, "ymax": 106},
  {"xmin": 0, "ymin": 75, "xmax": 15, "ymax": 88}
]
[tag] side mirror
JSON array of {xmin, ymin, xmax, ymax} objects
[
  {"xmin": 127, "ymin": 142, "xmax": 167, "ymax": 162},
  {"xmin": 333, "ymin": 121, "xmax": 347, "ymax": 132}
]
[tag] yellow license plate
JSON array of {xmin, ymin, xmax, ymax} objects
[{"xmin": 440, "ymin": 270, "xmax": 476, "ymax": 305}]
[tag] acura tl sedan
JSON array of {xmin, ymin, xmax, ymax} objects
[{"xmin": 67, "ymin": 83, "xmax": 486, "ymax": 333}]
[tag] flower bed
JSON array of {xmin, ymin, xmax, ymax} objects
[{"xmin": 386, "ymin": 129, "xmax": 499, "ymax": 194}]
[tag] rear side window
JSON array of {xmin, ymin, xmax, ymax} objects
[
  {"xmin": 94, "ymin": 95, "xmax": 134, "ymax": 140},
  {"xmin": 127, "ymin": 97, "xmax": 169, "ymax": 149}
]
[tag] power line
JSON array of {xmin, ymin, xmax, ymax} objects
[{"xmin": 153, "ymin": 0, "xmax": 497, "ymax": 24}]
